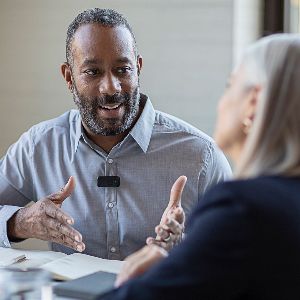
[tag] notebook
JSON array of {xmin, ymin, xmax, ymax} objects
[
  {"xmin": 54, "ymin": 271, "xmax": 116, "ymax": 299},
  {"xmin": 40, "ymin": 252, "xmax": 123, "ymax": 281},
  {"xmin": 0, "ymin": 247, "xmax": 124, "ymax": 281}
]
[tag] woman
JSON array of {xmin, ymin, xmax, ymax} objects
[{"xmin": 100, "ymin": 34, "xmax": 300, "ymax": 299}]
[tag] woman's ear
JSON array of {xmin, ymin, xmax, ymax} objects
[
  {"xmin": 242, "ymin": 85, "xmax": 261, "ymax": 134},
  {"xmin": 245, "ymin": 85, "xmax": 261, "ymax": 121},
  {"xmin": 61, "ymin": 62, "xmax": 73, "ymax": 92}
]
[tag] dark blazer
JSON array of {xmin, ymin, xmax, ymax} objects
[{"xmin": 100, "ymin": 176, "xmax": 300, "ymax": 300}]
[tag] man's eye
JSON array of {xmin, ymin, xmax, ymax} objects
[
  {"xmin": 84, "ymin": 69, "xmax": 99, "ymax": 76},
  {"xmin": 116, "ymin": 67, "xmax": 132, "ymax": 74}
]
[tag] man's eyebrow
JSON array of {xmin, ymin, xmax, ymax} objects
[
  {"xmin": 82, "ymin": 58, "xmax": 102, "ymax": 66},
  {"xmin": 81, "ymin": 57, "xmax": 133, "ymax": 66},
  {"xmin": 116, "ymin": 57, "xmax": 132, "ymax": 64}
]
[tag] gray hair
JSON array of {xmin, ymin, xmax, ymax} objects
[
  {"xmin": 235, "ymin": 34, "xmax": 300, "ymax": 178},
  {"xmin": 66, "ymin": 8, "xmax": 138, "ymax": 65}
]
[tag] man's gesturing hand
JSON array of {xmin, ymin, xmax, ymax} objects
[
  {"xmin": 7, "ymin": 176, "xmax": 85, "ymax": 252},
  {"xmin": 146, "ymin": 176, "xmax": 187, "ymax": 251}
]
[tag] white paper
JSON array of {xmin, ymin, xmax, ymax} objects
[
  {"xmin": 0, "ymin": 248, "xmax": 26, "ymax": 267},
  {"xmin": 0, "ymin": 248, "xmax": 124, "ymax": 281},
  {"xmin": 41, "ymin": 253, "xmax": 124, "ymax": 280},
  {"xmin": 0, "ymin": 248, "xmax": 67, "ymax": 268}
]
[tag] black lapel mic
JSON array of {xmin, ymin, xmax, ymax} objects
[{"xmin": 97, "ymin": 176, "xmax": 120, "ymax": 187}]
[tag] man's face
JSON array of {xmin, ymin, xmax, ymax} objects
[{"xmin": 69, "ymin": 24, "xmax": 141, "ymax": 136}]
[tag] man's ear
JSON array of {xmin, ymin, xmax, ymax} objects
[
  {"xmin": 61, "ymin": 62, "xmax": 73, "ymax": 92},
  {"xmin": 137, "ymin": 55, "xmax": 143, "ymax": 76}
]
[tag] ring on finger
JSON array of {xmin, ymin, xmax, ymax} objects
[{"xmin": 164, "ymin": 235, "xmax": 171, "ymax": 242}]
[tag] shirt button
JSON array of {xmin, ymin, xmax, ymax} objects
[
  {"xmin": 108, "ymin": 159, "xmax": 113, "ymax": 164},
  {"xmin": 110, "ymin": 247, "xmax": 116, "ymax": 253},
  {"xmin": 108, "ymin": 202, "xmax": 114, "ymax": 208}
]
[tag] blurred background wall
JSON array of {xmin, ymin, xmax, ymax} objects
[{"xmin": 0, "ymin": 0, "xmax": 233, "ymax": 156}]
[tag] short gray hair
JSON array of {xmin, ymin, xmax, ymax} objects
[
  {"xmin": 235, "ymin": 34, "xmax": 300, "ymax": 178},
  {"xmin": 66, "ymin": 8, "xmax": 138, "ymax": 65}
]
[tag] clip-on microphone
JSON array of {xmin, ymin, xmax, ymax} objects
[{"xmin": 97, "ymin": 176, "xmax": 120, "ymax": 187}]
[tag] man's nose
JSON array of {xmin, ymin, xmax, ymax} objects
[{"xmin": 99, "ymin": 73, "xmax": 121, "ymax": 95}]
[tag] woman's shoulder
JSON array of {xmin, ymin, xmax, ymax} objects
[
  {"xmin": 186, "ymin": 175, "xmax": 300, "ymax": 234},
  {"xmin": 193, "ymin": 175, "xmax": 300, "ymax": 220},
  {"xmin": 203, "ymin": 175, "xmax": 300, "ymax": 202}
]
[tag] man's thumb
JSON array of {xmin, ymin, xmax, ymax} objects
[
  {"xmin": 168, "ymin": 176, "xmax": 187, "ymax": 209},
  {"xmin": 49, "ymin": 176, "xmax": 76, "ymax": 205}
]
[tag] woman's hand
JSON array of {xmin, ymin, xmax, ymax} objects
[{"xmin": 115, "ymin": 245, "xmax": 168, "ymax": 287}]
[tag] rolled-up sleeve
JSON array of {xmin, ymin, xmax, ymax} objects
[
  {"xmin": 0, "ymin": 205, "xmax": 23, "ymax": 247},
  {"xmin": 0, "ymin": 130, "xmax": 35, "ymax": 247}
]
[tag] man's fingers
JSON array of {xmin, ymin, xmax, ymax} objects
[
  {"xmin": 153, "ymin": 215, "xmax": 184, "ymax": 251},
  {"xmin": 162, "ymin": 220, "xmax": 182, "ymax": 236},
  {"xmin": 46, "ymin": 217, "xmax": 82, "ymax": 242},
  {"xmin": 48, "ymin": 176, "xmax": 76, "ymax": 206},
  {"xmin": 168, "ymin": 176, "xmax": 187, "ymax": 209},
  {"xmin": 62, "ymin": 176, "xmax": 76, "ymax": 198},
  {"xmin": 159, "ymin": 176, "xmax": 187, "ymax": 225},
  {"xmin": 155, "ymin": 226, "xmax": 176, "ymax": 244},
  {"xmin": 49, "ymin": 230, "xmax": 85, "ymax": 252},
  {"xmin": 44, "ymin": 201, "xmax": 74, "ymax": 225},
  {"xmin": 163, "ymin": 207, "xmax": 185, "ymax": 226},
  {"xmin": 172, "ymin": 207, "xmax": 185, "ymax": 226},
  {"xmin": 156, "ymin": 217, "xmax": 183, "ymax": 237},
  {"xmin": 155, "ymin": 225, "xmax": 170, "ymax": 240},
  {"xmin": 146, "ymin": 238, "xmax": 170, "ymax": 250},
  {"xmin": 44, "ymin": 217, "xmax": 85, "ymax": 251}
]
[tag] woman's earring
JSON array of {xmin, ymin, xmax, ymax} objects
[{"xmin": 242, "ymin": 118, "xmax": 252, "ymax": 134}]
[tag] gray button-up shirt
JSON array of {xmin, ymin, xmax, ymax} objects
[{"xmin": 0, "ymin": 96, "xmax": 231, "ymax": 259}]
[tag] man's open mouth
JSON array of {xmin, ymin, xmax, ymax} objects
[
  {"xmin": 97, "ymin": 103, "xmax": 124, "ymax": 119},
  {"xmin": 99, "ymin": 103, "xmax": 123, "ymax": 110}
]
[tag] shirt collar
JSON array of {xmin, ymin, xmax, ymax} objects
[
  {"xmin": 73, "ymin": 112, "xmax": 83, "ymax": 156},
  {"xmin": 129, "ymin": 94, "xmax": 155, "ymax": 153},
  {"xmin": 72, "ymin": 93, "xmax": 155, "ymax": 156}
]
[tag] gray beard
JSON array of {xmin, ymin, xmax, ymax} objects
[{"xmin": 72, "ymin": 85, "xmax": 140, "ymax": 136}]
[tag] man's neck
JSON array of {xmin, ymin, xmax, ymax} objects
[
  {"xmin": 82, "ymin": 103, "xmax": 144, "ymax": 153},
  {"xmin": 83, "ymin": 127, "xmax": 129, "ymax": 153}
]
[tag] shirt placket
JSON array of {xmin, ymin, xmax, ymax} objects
[{"xmin": 105, "ymin": 157, "xmax": 120, "ymax": 260}]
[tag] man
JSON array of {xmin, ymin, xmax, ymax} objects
[{"xmin": 0, "ymin": 8, "xmax": 231, "ymax": 260}]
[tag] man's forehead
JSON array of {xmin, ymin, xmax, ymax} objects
[{"xmin": 71, "ymin": 23, "xmax": 135, "ymax": 56}]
